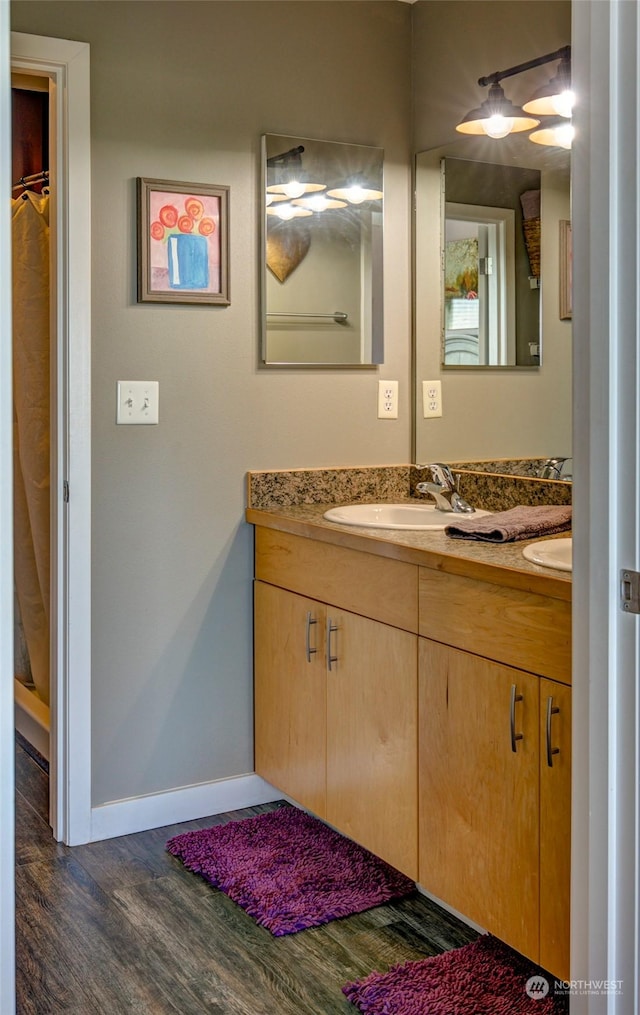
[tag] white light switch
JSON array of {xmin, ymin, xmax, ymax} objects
[{"xmin": 117, "ymin": 381, "xmax": 159, "ymax": 424}]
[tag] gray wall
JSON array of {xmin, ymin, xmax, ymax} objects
[
  {"xmin": 11, "ymin": 0, "xmax": 572, "ymax": 809},
  {"xmin": 11, "ymin": 0, "xmax": 413, "ymax": 805}
]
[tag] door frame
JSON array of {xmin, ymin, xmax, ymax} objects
[
  {"xmin": 571, "ymin": 0, "xmax": 640, "ymax": 1009},
  {"xmin": 10, "ymin": 32, "xmax": 92, "ymax": 846},
  {"xmin": 0, "ymin": 5, "xmax": 15, "ymax": 1011}
]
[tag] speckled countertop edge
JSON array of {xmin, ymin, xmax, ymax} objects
[{"xmin": 246, "ymin": 501, "xmax": 572, "ymax": 596}]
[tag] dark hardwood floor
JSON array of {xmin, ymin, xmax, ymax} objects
[{"xmin": 15, "ymin": 740, "xmax": 477, "ymax": 1014}]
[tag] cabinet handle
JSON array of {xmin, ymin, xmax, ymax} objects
[
  {"xmin": 546, "ymin": 695, "xmax": 561, "ymax": 767},
  {"xmin": 326, "ymin": 617, "xmax": 338, "ymax": 671},
  {"xmin": 510, "ymin": 684, "xmax": 524, "ymax": 752},
  {"xmin": 305, "ymin": 611, "xmax": 318, "ymax": 662}
]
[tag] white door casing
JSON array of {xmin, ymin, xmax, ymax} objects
[
  {"xmin": 10, "ymin": 33, "xmax": 92, "ymax": 846},
  {"xmin": 0, "ymin": 5, "xmax": 16, "ymax": 1012},
  {"xmin": 572, "ymin": 1, "xmax": 640, "ymax": 1011}
]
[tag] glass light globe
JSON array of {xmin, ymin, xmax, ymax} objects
[
  {"xmin": 552, "ymin": 89, "xmax": 575, "ymax": 119},
  {"xmin": 281, "ymin": 181, "xmax": 306, "ymax": 199},
  {"xmin": 273, "ymin": 203, "xmax": 296, "ymax": 220},
  {"xmin": 555, "ymin": 122, "xmax": 575, "ymax": 149},
  {"xmin": 484, "ymin": 115, "xmax": 514, "ymax": 139}
]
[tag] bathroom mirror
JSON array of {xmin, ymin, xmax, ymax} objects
[
  {"xmin": 442, "ymin": 157, "xmax": 542, "ymax": 367},
  {"xmin": 414, "ymin": 133, "xmax": 571, "ymax": 464},
  {"xmin": 261, "ymin": 134, "xmax": 384, "ymax": 366}
]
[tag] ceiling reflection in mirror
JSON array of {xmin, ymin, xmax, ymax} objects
[{"xmin": 261, "ymin": 134, "xmax": 384, "ymax": 366}]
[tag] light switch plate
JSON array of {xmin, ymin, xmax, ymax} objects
[{"xmin": 117, "ymin": 381, "xmax": 159, "ymax": 424}]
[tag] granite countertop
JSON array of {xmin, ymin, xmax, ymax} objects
[{"xmin": 246, "ymin": 500, "xmax": 572, "ymax": 601}]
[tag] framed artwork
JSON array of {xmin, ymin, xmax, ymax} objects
[
  {"xmin": 559, "ymin": 219, "xmax": 572, "ymax": 320},
  {"xmin": 137, "ymin": 177, "xmax": 230, "ymax": 305}
]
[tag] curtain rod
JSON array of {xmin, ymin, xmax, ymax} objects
[{"xmin": 12, "ymin": 170, "xmax": 49, "ymax": 192}]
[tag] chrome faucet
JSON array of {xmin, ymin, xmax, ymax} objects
[
  {"xmin": 537, "ymin": 457, "xmax": 572, "ymax": 481},
  {"xmin": 415, "ymin": 463, "xmax": 476, "ymax": 514}
]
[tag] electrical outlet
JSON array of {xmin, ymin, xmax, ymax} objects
[
  {"xmin": 422, "ymin": 380, "xmax": 442, "ymax": 418},
  {"xmin": 117, "ymin": 381, "xmax": 159, "ymax": 424},
  {"xmin": 377, "ymin": 380, "xmax": 398, "ymax": 419}
]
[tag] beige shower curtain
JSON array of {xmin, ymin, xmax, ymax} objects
[{"xmin": 12, "ymin": 191, "xmax": 50, "ymax": 706}]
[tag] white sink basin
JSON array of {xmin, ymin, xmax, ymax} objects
[
  {"xmin": 522, "ymin": 536, "xmax": 572, "ymax": 572},
  {"xmin": 323, "ymin": 503, "xmax": 491, "ymax": 531}
]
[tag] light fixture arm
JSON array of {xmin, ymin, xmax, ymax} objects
[
  {"xmin": 266, "ymin": 145, "xmax": 305, "ymax": 168},
  {"xmin": 478, "ymin": 45, "xmax": 571, "ymax": 88}
]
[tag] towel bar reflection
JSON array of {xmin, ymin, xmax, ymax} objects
[{"xmin": 266, "ymin": 311, "xmax": 349, "ymax": 324}]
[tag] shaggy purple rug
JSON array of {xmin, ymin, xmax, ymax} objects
[
  {"xmin": 343, "ymin": 934, "xmax": 569, "ymax": 1014},
  {"xmin": 166, "ymin": 806, "xmax": 415, "ymax": 936}
]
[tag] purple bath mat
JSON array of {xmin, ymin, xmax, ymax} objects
[
  {"xmin": 166, "ymin": 806, "xmax": 414, "ymax": 936},
  {"xmin": 343, "ymin": 934, "xmax": 569, "ymax": 1014}
]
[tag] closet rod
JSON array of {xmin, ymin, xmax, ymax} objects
[{"xmin": 12, "ymin": 169, "xmax": 49, "ymax": 192}]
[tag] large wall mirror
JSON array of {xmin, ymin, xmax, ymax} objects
[
  {"xmin": 261, "ymin": 134, "xmax": 384, "ymax": 366},
  {"xmin": 414, "ymin": 132, "xmax": 571, "ymax": 463}
]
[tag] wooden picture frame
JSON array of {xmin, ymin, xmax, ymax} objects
[
  {"xmin": 559, "ymin": 219, "xmax": 572, "ymax": 320},
  {"xmin": 137, "ymin": 177, "xmax": 230, "ymax": 305}
]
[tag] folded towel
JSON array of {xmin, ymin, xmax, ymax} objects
[{"xmin": 445, "ymin": 504, "xmax": 572, "ymax": 543}]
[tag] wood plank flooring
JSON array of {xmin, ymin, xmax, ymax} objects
[{"xmin": 15, "ymin": 741, "xmax": 477, "ymax": 1014}]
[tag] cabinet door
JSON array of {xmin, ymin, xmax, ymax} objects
[
  {"xmin": 539, "ymin": 679, "xmax": 571, "ymax": 980},
  {"xmin": 419, "ymin": 639, "xmax": 540, "ymax": 960},
  {"xmin": 326, "ymin": 609, "xmax": 418, "ymax": 879},
  {"xmin": 254, "ymin": 581, "xmax": 327, "ymax": 818}
]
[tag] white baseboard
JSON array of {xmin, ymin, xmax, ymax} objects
[
  {"xmin": 89, "ymin": 773, "xmax": 282, "ymax": 842},
  {"xmin": 14, "ymin": 679, "xmax": 50, "ymax": 761}
]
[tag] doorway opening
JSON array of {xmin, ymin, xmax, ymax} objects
[
  {"xmin": 10, "ymin": 33, "xmax": 92, "ymax": 846},
  {"xmin": 11, "ymin": 72, "xmax": 52, "ymax": 772}
]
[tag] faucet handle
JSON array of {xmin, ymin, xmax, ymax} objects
[{"xmin": 427, "ymin": 462, "xmax": 456, "ymax": 489}]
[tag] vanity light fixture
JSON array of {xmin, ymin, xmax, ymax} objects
[
  {"xmin": 457, "ymin": 45, "xmax": 571, "ymax": 142},
  {"xmin": 522, "ymin": 49, "xmax": 574, "ymax": 118},
  {"xmin": 266, "ymin": 203, "xmax": 313, "ymax": 221},
  {"xmin": 529, "ymin": 117, "xmax": 575, "ymax": 150},
  {"xmin": 326, "ymin": 181, "xmax": 383, "ymax": 204},
  {"xmin": 291, "ymin": 194, "xmax": 347, "ymax": 212},
  {"xmin": 265, "ymin": 144, "xmax": 326, "ymax": 199},
  {"xmin": 456, "ymin": 82, "xmax": 539, "ymax": 139},
  {"xmin": 265, "ymin": 193, "xmax": 289, "ymax": 207}
]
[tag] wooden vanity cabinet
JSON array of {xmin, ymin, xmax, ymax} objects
[
  {"xmin": 418, "ymin": 566, "xmax": 571, "ymax": 981},
  {"xmin": 539, "ymin": 678, "xmax": 571, "ymax": 979},
  {"xmin": 254, "ymin": 581, "xmax": 327, "ymax": 819},
  {"xmin": 251, "ymin": 521, "xmax": 570, "ymax": 979},
  {"xmin": 419, "ymin": 639, "xmax": 541, "ymax": 961},
  {"xmin": 253, "ymin": 528, "xmax": 419, "ymax": 879}
]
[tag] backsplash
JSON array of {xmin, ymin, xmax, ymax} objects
[
  {"xmin": 446, "ymin": 458, "xmax": 555, "ymax": 477},
  {"xmin": 248, "ymin": 463, "xmax": 571, "ymax": 512},
  {"xmin": 247, "ymin": 466, "xmax": 409, "ymax": 509},
  {"xmin": 448, "ymin": 470, "xmax": 572, "ymax": 512}
]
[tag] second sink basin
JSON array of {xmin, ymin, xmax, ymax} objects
[
  {"xmin": 522, "ymin": 536, "xmax": 572, "ymax": 572},
  {"xmin": 323, "ymin": 502, "xmax": 491, "ymax": 531}
]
